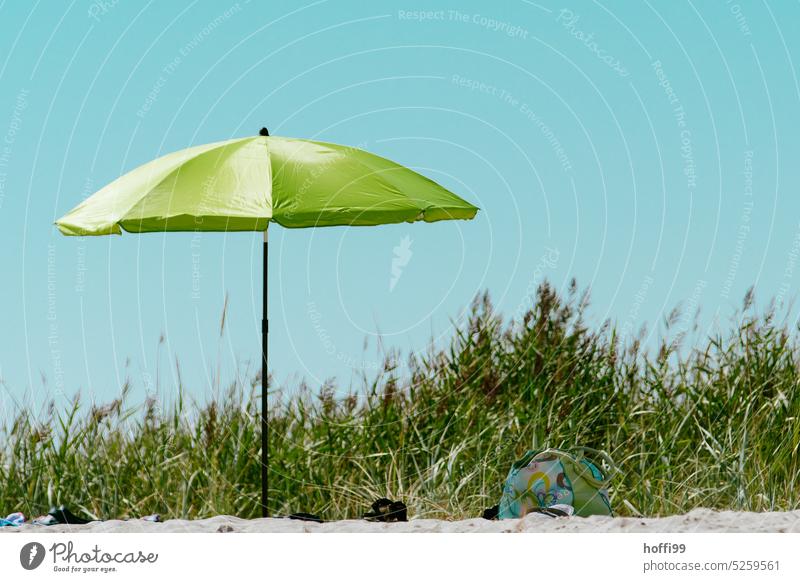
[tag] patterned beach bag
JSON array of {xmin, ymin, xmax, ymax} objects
[{"xmin": 498, "ymin": 447, "xmax": 615, "ymax": 518}]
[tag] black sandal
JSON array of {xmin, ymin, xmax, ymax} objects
[
  {"xmin": 482, "ymin": 505, "xmax": 499, "ymax": 520},
  {"xmin": 482, "ymin": 504, "xmax": 572, "ymax": 520},
  {"xmin": 363, "ymin": 498, "xmax": 407, "ymax": 522},
  {"xmin": 529, "ymin": 505, "xmax": 573, "ymax": 518},
  {"xmin": 288, "ymin": 512, "xmax": 323, "ymax": 523},
  {"xmin": 49, "ymin": 505, "xmax": 92, "ymax": 525}
]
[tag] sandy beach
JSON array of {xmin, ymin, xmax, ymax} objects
[{"xmin": 2, "ymin": 509, "xmax": 799, "ymax": 534}]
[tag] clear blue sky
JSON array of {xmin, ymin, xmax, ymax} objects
[{"xmin": 1, "ymin": 0, "xmax": 799, "ymax": 410}]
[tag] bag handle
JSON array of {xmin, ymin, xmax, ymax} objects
[
  {"xmin": 571, "ymin": 446, "xmax": 620, "ymax": 478},
  {"xmin": 534, "ymin": 447, "xmax": 618, "ymax": 486}
]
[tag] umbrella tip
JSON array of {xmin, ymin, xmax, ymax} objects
[{"xmin": 259, "ymin": 127, "xmax": 269, "ymax": 136}]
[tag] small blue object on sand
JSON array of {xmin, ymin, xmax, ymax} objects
[{"xmin": 0, "ymin": 512, "xmax": 25, "ymax": 526}]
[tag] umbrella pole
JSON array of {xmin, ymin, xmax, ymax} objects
[{"xmin": 261, "ymin": 228, "xmax": 269, "ymax": 518}]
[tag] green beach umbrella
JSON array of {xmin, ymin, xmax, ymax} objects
[{"xmin": 56, "ymin": 128, "xmax": 479, "ymax": 516}]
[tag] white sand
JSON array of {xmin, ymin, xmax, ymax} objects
[{"xmin": 2, "ymin": 509, "xmax": 800, "ymax": 533}]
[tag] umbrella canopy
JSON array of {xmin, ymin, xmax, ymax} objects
[
  {"xmin": 55, "ymin": 129, "xmax": 479, "ymax": 518},
  {"xmin": 56, "ymin": 133, "xmax": 477, "ymax": 235}
]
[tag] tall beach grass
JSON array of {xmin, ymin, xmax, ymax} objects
[{"xmin": 2, "ymin": 282, "xmax": 799, "ymax": 521}]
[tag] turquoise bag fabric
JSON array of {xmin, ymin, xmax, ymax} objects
[{"xmin": 498, "ymin": 448, "xmax": 614, "ymax": 518}]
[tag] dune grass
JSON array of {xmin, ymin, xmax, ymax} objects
[{"xmin": 2, "ymin": 282, "xmax": 800, "ymax": 521}]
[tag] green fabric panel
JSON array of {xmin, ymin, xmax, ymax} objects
[{"xmin": 56, "ymin": 136, "xmax": 478, "ymax": 235}]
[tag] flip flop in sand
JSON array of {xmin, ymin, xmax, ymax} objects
[
  {"xmin": 32, "ymin": 515, "xmax": 58, "ymax": 526},
  {"xmin": 48, "ymin": 506, "xmax": 93, "ymax": 525},
  {"xmin": 483, "ymin": 503, "xmax": 575, "ymax": 520},
  {"xmin": 482, "ymin": 505, "xmax": 500, "ymax": 520},
  {"xmin": 530, "ymin": 504, "xmax": 575, "ymax": 518},
  {"xmin": 363, "ymin": 498, "xmax": 407, "ymax": 522},
  {"xmin": 288, "ymin": 512, "xmax": 323, "ymax": 523}
]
